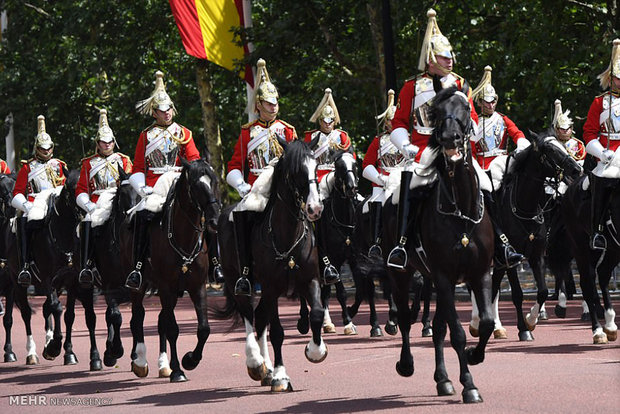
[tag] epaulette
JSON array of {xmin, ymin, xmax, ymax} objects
[
  {"xmin": 304, "ymin": 129, "xmax": 318, "ymax": 135},
  {"xmin": 21, "ymin": 158, "xmax": 32, "ymax": 165},
  {"xmin": 241, "ymin": 120, "xmax": 254, "ymax": 129},
  {"xmin": 79, "ymin": 153, "xmax": 96, "ymax": 164},
  {"xmin": 278, "ymin": 119, "xmax": 296, "ymax": 130},
  {"xmin": 117, "ymin": 152, "xmax": 132, "ymax": 161},
  {"xmin": 450, "ymin": 71, "xmax": 465, "ymax": 83},
  {"xmin": 142, "ymin": 122, "xmax": 157, "ymax": 133},
  {"xmin": 596, "ymin": 91, "xmax": 610, "ymax": 99},
  {"xmin": 57, "ymin": 159, "xmax": 68, "ymax": 168}
]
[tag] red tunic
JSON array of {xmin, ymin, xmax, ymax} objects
[
  {"xmin": 228, "ymin": 118, "xmax": 297, "ymax": 186},
  {"xmin": 303, "ymin": 129, "xmax": 352, "ymax": 181},
  {"xmin": 132, "ymin": 123, "xmax": 200, "ymax": 187},
  {"xmin": 0, "ymin": 160, "xmax": 10, "ymax": 174},
  {"xmin": 13, "ymin": 158, "xmax": 67, "ymax": 201},
  {"xmin": 583, "ymin": 92, "xmax": 620, "ymax": 154},
  {"xmin": 472, "ymin": 112, "xmax": 525, "ymax": 170},
  {"xmin": 392, "ymin": 72, "xmax": 478, "ymax": 162},
  {"xmin": 76, "ymin": 152, "xmax": 133, "ymax": 202}
]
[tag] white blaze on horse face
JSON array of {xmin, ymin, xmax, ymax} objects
[
  {"xmin": 199, "ymin": 175, "xmax": 212, "ymax": 191},
  {"xmin": 341, "ymin": 152, "xmax": 358, "ymax": 188},
  {"xmin": 304, "ymin": 157, "xmax": 323, "ymax": 221}
]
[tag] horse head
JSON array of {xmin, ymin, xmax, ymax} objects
[
  {"xmin": 274, "ymin": 137, "xmax": 323, "ymax": 221},
  {"xmin": 528, "ymin": 129, "xmax": 583, "ymax": 185},
  {"xmin": 179, "ymin": 157, "xmax": 221, "ymax": 233},
  {"xmin": 428, "ymin": 86, "xmax": 473, "ymax": 161},
  {"xmin": 55, "ymin": 168, "xmax": 80, "ymax": 221},
  {"xmin": 115, "ymin": 164, "xmax": 139, "ymax": 214},
  {"xmin": 332, "ymin": 150, "xmax": 358, "ymax": 198},
  {"xmin": 0, "ymin": 172, "xmax": 16, "ymax": 218}
]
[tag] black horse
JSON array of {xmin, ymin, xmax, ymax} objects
[
  {"xmin": 216, "ymin": 138, "xmax": 325, "ymax": 392},
  {"xmin": 561, "ymin": 172, "xmax": 619, "ymax": 344},
  {"xmin": 297, "ymin": 150, "xmax": 365, "ymax": 335},
  {"xmin": 480, "ymin": 131, "xmax": 582, "ymax": 341},
  {"xmin": 382, "ymin": 87, "xmax": 495, "ymax": 403},
  {"xmin": 129, "ymin": 157, "xmax": 220, "ymax": 382}
]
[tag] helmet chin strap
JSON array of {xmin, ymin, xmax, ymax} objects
[{"xmin": 35, "ymin": 147, "xmax": 53, "ymax": 161}]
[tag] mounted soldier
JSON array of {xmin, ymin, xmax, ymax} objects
[
  {"xmin": 553, "ymin": 99, "xmax": 586, "ymax": 165},
  {"xmin": 303, "ymin": 88, "xmax": 354, "ymax": 285},
  {"xmin": 11, "ymin": 115, "xmax": 67, "ymax": 286},
  {"xmin": 362, "ymin": 89, "xmax": 404, "ymax": 258},
  {"xmin": 583, "ymin": 38, "xmax": 620, "ymax": 251},
  {"xmin": 0, "ymin": 159, "xmax": 10, "ymax": 174},
  {"xmin": 75, "ymin": 109, "xmax": 133, "ymax": 287},
  {"xmin": 124, "ymin": 70, "xmax": 202, "ymax": 291},
  {"xmin": 226, "ymin": 58, "xmax": 298, "ymax": 296}
]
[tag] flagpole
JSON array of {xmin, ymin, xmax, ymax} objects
[{"xmin": 243, "ymin": 0, "xmax": 256, "ymax": 123}]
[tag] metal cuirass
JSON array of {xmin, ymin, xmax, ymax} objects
[
  {"xmin": 312, "ymin": 130, "xmax": 342, "ymax": 168},
  {"xmin": 413, "ymin": 74, "xmax": 458, "ymax": 135},
  {"xmin": 89, "ymin": 153, "xmax": 122, "ymax": 193},
  {"xmin": 601, "ymin": 94, "xmax": 620, "ymax": 135},
  {"xmin": 247, "ymin": 121, "xmax": 286, "ymax": 173},
  {"xmin": 475, "ymin": 112, "xmax": 506, "ymax": 154},
  {"xmin": 28, "ymin": 159, "xmax": 63, "ymax": 194},
  {"xmin": 378, "ymin": 133, "xmax": 405, "ymax": 171},
  {"xmin": 145, "ymin": 123, "xmax": 182, "ymax": 169}
]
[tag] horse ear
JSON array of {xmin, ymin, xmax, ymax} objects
[
  {"xmin": 432, "ymin": 75, "xmax": 443, "ymax": 93},
  {"xmin": 526, "ymin": 130, "xmax": 538, "ymax": 150},
  {"xmin": 277, "ymin": 135, "xmax": 289, "ymax": 152},
  {"xmin": 179, "ymin": 156, "xmax": 191, "ymax": 169},
  {"xmin": 308, "ymin": 134, "xmax": 320, "ymax": 151},
  {"xmin": 117, "ymin": 163, "xmax": 129, "ymax": 181}
]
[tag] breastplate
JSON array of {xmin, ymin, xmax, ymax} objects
[
  {"xmin": 90, "ymin": 154, "xmax": 121, "ymax": 192},
  {"xmin": 247, "ymin": 122, "xmax": 286, "ymax": 172},
  {"xmin": 476, "ymin": 113, "xmax": 505, "ymax": 153},
  {"xmin": 602, "ymin": 94, "xmax": 620, "ymax": 134},
  {"xmin": 378, "ymin": 133, "xmax": 404, "ymax": 169},
  {"xmin": 145, "ymin": 125, "xmax": 181, "ymax": 169},
  {"xmin": 313, "ymin": 130, "xmax": 342, "ymax": 167},
  {"xmin": 28, "ymin": 159, "xmax": 62, "ymax": 194}
]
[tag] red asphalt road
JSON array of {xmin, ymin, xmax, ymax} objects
[{"xmin": 0, "ymin": 293, "xmax": 618, "ymax": 413}]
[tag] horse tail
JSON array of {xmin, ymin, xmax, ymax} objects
[{"xmin": 209, "ymin": 288, "xmax": 244, "ymax": 331}]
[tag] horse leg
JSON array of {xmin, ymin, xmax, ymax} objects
[
  {"xmin": 62, "ymin": 293, "xmax": 78, "ymax": 365},
  {"xmin": 81, "ymin": 290, "xmax": 102, "ymax": 371},
  {"xmin": 182, "ymin": 284, "xmax": 212, "ymax": 371},
  {"xmin": 103, "ymin": 297, "xmax": 124, "ymax": 367},
  {"xmin": 421, "ymin": 279, "xmax": 433, "ymax": 337},
  {"xmin": 525, "ymin": 257, "xmax": 548, "ymax": 329},
  {"xmin": 157, "ymin": 310, "xmax": 171, "ymax": 378},
  {"xmin": 506, "ymin": 267, "xmax": 532, "ymax": 341},
  {"xmin": 385, "ymin": 291, "xmax": 398, "ymax": 336},
  {"xmin": 297, "ymin": 296, "xmax": 310, "ymax": 335},
  {"xmin": 3, "ymin": 287, "xmax": 17, "ymax": 362},
  {"xmin": 431, "ymin": 294, "xmax": 453, "ymax": 396},
  {"xmin": 157, "ymin": 293, "xmax": 185, "ymax": 382},
  {"xmin": 305, "ymin": 278, "xmax": 328, "ymax": 363},
  {"xmin": 257, "ymin": 297, "xmax": 291, "ymax": 392},
  {"xmin": 14, "ymin": 287, "xmax": 37, "ymax": 365},
  {"xmin": 365, "ymin": 274, "xmax": 382, "ymax": 337},
  {"xmin": 321, "ymin": 285, "xmax": 335, "ymax": 333},
  {"xmin": 389, "ymin": 270, "xmax": 413, "ymax": 377},
  {"xmin": 130, "ymin": 293, "xmax": 149, "ymax": 377},
  {"xmin": 336, "ymin": 281, "xmax": 355, "ymax": 335},
  {"xmin": 43, "ymin": 291, "xmax": 63, "ymax": 360},
  {"xmin": 597, "ymin": 260, "xmax": 617, "ymax": 342}
]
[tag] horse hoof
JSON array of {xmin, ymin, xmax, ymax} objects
[
  {"xmin": 170, "ymin": 371, "xmax": 187, "ymax": 382},
  {"xmin": 518, "ymin": 330, "xmax": 534, "ymax": 341},
  {"xmin": 593, "ymin": 332, "xmax": 609, "ymax": 344},
  {"xmin": 581, "ymin": 312, "xmax": 590, "ymax": 322},
  {"xmin": 103, "ymin": 353, "xmax": 117, "ymax": 367},
  {"xmin": 182, "ymin": 352, "xmax": 200, "ymax": 371},
  {"xmin": 603, "ymin": 328, "xmax": 617, "ymax": 342},
  {"xmin": 554, "ymin": 305, "xmax": 566, "ymax": 319},
  {"xmin": 370, "ymin": 327, "xmax": 383, "ymax": 337},
  {"xmin": 4, "ymin": 352, "xmax": 17, "ymax": 363},
  {"xmin": 64, "ymin": 353, "xmax": 78, "ymax": 365},
  {"xmin": 271, "ymin": 378, "xmax": 293, "ymax": 392},
  {"xmin": 26, "ymin": 354, "xmax": 39, "ymax": 365},
  {"xmin": 462, "ymin": 388, "xmax": 483, "ymax": 403},
  {"xmin": 344, "ymin": 323, "xmax": 357, "ymax": 336},
  {"xmin": 323, "ymin": 323, "xmax": 336, "ymax": 334},
  {"xmin": 90, "ymin": 358, "xmax": 103, "ymax": 371},
  {"xmin": 538, "ymin": 310, "xmax": 548, "ymax": 321},
  {"xmin": 131, "ymin": 361, "xmax": 149, "ymax": 377},
  {"xmin": 42, "ymin": 349, "xmax": 56, "ymax": 361},
  {"xmin": 159, "ymin": 367, "xmax": 172, "ymax": 378},
  {"xmin": 469, "ymin": 325, "xmax": 479, "ymax": 338},
  {"xmin": 395, "ymin": 361, "xmax": 414, "ymax": 377},
  {"xmin": 261, "ymin": 370, "xmax": 274, "ymax": 386},
  {"xmin": 247, "ymin": 362, "xmax": 268, "ymax": 381},
  {"xmin": 305, "ymin": 343, "xmax": 328, "ymax": 363},
  {"xmin": 493, "ymin": 328, "xmax": 507, "ymax": 339},
  {"xmin": 466, "ymin": 346, "xmax": 484, "ymax": 365},
  {"xmin": 436, "ymin": 380, "xmax": 455, "ymax": 396},
  {"xmin": 297, "ymin": 318, "xmax": 309, "ymax": 335},
  {"xmin": 422, "ymin": 327, "xmax": 433, "ymax": 337},
  {"xmin": 385, "ymin": 322, "xmax": 398, "ymax": 336}
]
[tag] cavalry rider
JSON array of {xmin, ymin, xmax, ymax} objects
[
  {"xmin": 583, "ymin": 38, "xmax": 620, "ymax": 251},
  {"xmin": 362, "ymin": 89, "xmax": 404, "ymax": 258},
  {"xmin": 0, "ymin": 158, "xmax": 10, "ymax": 174},
  {"xmin": 125, "ymin": 70, "xmax": 201, "ymax": 291},
  {"xmin": 11, "ymin": 115, "xmax": 67, "ymax": 286},
  {"xmin": 303, "ymin": 88, "xmax": 353, "ymax": 285},
  {"xmin": 469, "ymin": 65, "xmax": 525, "ymax": 268},
  {"xmin": 226, "ymin": 58, "xmax": 298, "ymax": 296},
  {"xmin": 552, "ymin": 99, "xmax": 586, "ymax": 165},
  {"xmin": 386, "ymin": 9, "xmax": 480, "ymax": 269},
  {"xmin": 75, "ymin": 109, "xmax": 132, "ymax": 287}
]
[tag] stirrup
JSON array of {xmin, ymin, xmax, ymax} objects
[
  {"xmin": 503, "ymin": 244, "xmax": 523, "ymax": 269},
  {"xmin": 234, "ymin": 277, "xmax": 251, "ymax": 296},
  {"xmin": 387, "ymin": 244, "xmax": 407, "ymax": 269},
  {"xmin": 590, "ymin": 233, "xmax": 607, "ymax": 251},
  {"xmin": 212, "ymin": 264, "xmax": 225, "ymax": 284},
  {"xmin": 78, "ymin": 268, "xmax": 94, "ymax": 288},
  {"xmin": 368, "ymin": 244, "xmax": 383, "ymax": 259},
  {"xmin": 322, "ymin": 264, "xmax": 340, "ymax": 285},
  {"xmin": 125, "ymin": 265, "xmax": 143, "ymax": 292},
  {"xmin": 17, "ymin": 268, "xmax": 32, "ymax": 287}
]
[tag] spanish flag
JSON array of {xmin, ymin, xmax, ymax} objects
[{"xmin": 169, "ymin": 0, "xmax": 253, "ymax": 86}]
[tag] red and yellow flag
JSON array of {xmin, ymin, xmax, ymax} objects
[{"xmin": 169, "ymin": 0, "xmax": 253, "ymax": 86}]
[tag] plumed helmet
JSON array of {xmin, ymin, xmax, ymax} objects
[
  {"xmin": 309, "ymin": 88, "xmax": 341, "ymax": 125},
  {"xmin": 34, "ymin": 115, "xmax": 53, "ymax": 150},
  {"xmin": 418, "ymin": 9, "xmax": 455, "ymax": 72},
  {"xmin": 253, "ymin": 59, "xmax": 279, "ymax": 106},
  {"xmin": 597, "ymin": 38, "xmax": 620, "ymax": 90},
  {"xmin": 97, "ymin": 109, "xmax": 115, "ymax": 144},
  {"xmin": 135, "ymin": 70, "xmax": 177, "ymax": 116},
  {"xmin": 472, "ymin": 66, "xmax": 498, "ymax": 104},
  {"xmin": 376, "ymin": 89, "xmax": 397, "ymax": 126},
  {"xmin": 553, "ymin": 99, "xmax": 573, "ymax": 130}
]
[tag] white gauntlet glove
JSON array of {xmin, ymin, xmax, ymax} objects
[
  {"xmin": 76, "ymin": 192, "xmax": 97, "ymax": 214},
  {"xmin": 227, "ymin": 169, "xmax": 251, "ymax": 197},
  {"xmin": 586, "ymin": 139, "xmax": 615, "ymax": 165},
  {"xmin": 402, "ymin": 143, "xmax": 420, "ymax": 160},
  {"xmin": 602, "ymin": 149, "xmax": 615, "ymax": 164},
  {"xmin": 129, "ymin": 172, "xmax": 153, "ymax": 197},
  {"xmin": 11, "ymin": 193, "xmax": 32, "ymax": 214},
  {"xmin": 391, "ymin": 127, "xmax": 419, "ymax": 160}
]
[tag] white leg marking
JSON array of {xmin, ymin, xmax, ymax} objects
[
  {"xmin": 323, "ymin": 308, "xmax": 332, "ymax": 326},
  {"xmin": 272, "ymin": 365, "xmax": 289, "ymax": 382},
  {"xmin": 470, "ymin": 292, "xmax": 479, "ymax": 329},
  {"xmin": 158, "ymin": 352, "xmax": 170, "ymax": 371},
  {"xmin": 26, "ymin": 335, "xmax": 36, "ymax": 356},
  {"xmin": 134, "ymin": 342, "xmax": 147, "ymax": 368},
  {"xmin": 558, "ymin": 291, "xmax": 567, "ymax": 308},
  {"xmin": 306, "ymin": 338, "xmax": 327, "ymax": 362},
  {"xmin": 526, "ymin": 303, "xmax": 540, "ymax": 327},
  {"xmin": 45, "ymin": 329, "xmax": 53, "ymax": 347},
  {"xmin": 582, "ymin": 300, "xmax": 589, "ymax": 313},
  {"xmin": 493, "ymin": 295, "xmax": 503, "ymax": 329},
  {"xmin": 257, "ymin": 329, "xmax": 273, "ymax": 372},
  {"xmin": 244, "ymin": 318, "xmax": 263, "ymax": 369},
  {"xmin": 604, "ymin": 309, "xmax": 617, "ymax": 332}
]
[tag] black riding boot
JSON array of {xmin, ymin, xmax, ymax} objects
[
  {"xmin": 316, "ymin": 222, "xmax": 340, "ymax": 285},
  {"xmin": 590, "ymin": 175, "xmax": 612, "ymax": 250},
  {"xmin": 387, "ymin": 171, "xmax": 413, "ymax": 269},
  {"xmin": 16, "ymin": 217, "xmax": 32, "ymax": 287},
  {"xmin": 125, "ymin": 214, "xmax": 150, "ymax": 292},
  {"xmin": 233, "ymin": 211, "xmax": 253, "ymax": 296},
  {"xmin": 368, "ymin": 201, "xmax": 383, "ymax": 259},
  {"xmin": 78, "ymin": 221, "xmax": 94, "ymax": 288},
  {"xmin": 484, "ymin": 190, "xmax": 523, "ymax": 268},
  {"xmin": 208, "ymin": 232, "xmax": 224, "ymax": 284}
]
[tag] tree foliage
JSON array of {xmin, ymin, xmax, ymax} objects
[{"xmin": 0, "ymin": 0, "xmax": 618, "ymax": 176}]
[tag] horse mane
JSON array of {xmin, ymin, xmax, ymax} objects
[
  {"xmin": 270, "ymin": 139, "xmax": 313, "ymax": 195},
  {"xmin": 502, "ymin": 130, "xmax": 544, "ymax": 187}
]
